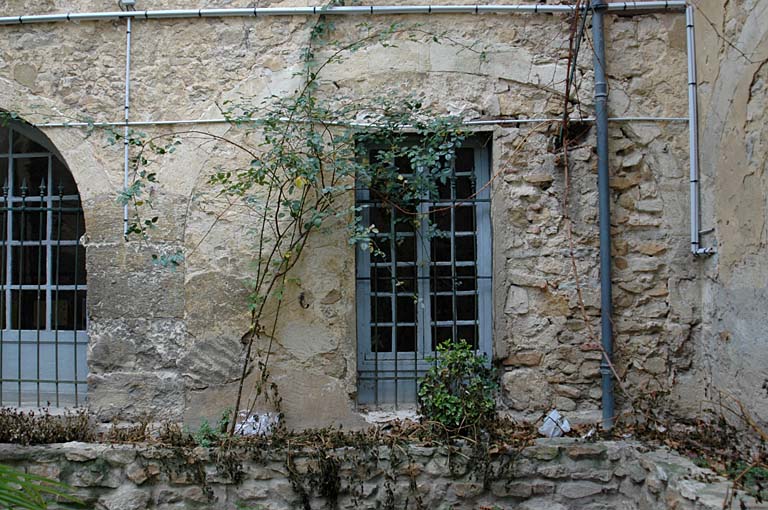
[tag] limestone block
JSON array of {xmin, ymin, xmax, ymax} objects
[
  {"xmin": 559, "ymin": 481, "xmax": 609, "ymax": 499},
  {"xmin": 502, "ymin": 351, "xmax": 543, "ymax": 367},
  {"xmin": 490, "ymin": 480, "xmax": 533, "ymax": 498},
  {"xmin": 502, "ymin": 368, "xmax": 552, "ymax": 411},
  {"xmin": 87, "ymin": 264, "xmax": 185, "ymax": 320},
  {"xmin": 88, "ymin": 371, "xmax": 185, "ymax": 421},
  {"xmin": 103, "ymin": 447, "xmax": 137, "ymax": 466},
  {"xmin": 504, "ymin": 285, "xmax": 529, "ymax": 315},
  {"xmin": 88, "ymin": 318, "xmax": 187, "ymax": 372},
  {"xmin": 519, "ymin": 498, "xmax": 568, "ymax": 510},
  {"xmin": 97, "ymin": 486, "xmax": 150, "ymax": 510}
]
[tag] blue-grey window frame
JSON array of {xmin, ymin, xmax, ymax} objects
[{"xmin": 355, "ymin": 138, "xmax": 493, "ymax": 406}]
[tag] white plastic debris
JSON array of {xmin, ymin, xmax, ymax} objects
[
  {"xmin": 234, "ymin": 411, "xmax": 280, "ymax": 436},
  {"xmin": 538, "ymin": 409, "xmax": 571, "ymax": 438}
]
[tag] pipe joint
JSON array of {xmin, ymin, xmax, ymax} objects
[
  {"xmin": 694, "ymin": 247, "xmax": 716, "ymax": 256},
  {"xmin": 591, "ymin": 0, "xmax": 609, "ymax": 10}
]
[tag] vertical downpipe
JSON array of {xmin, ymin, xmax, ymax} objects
[
  {"xmin": 686, "ymin": 6, "xmax": 700, "ymax": 255},
  {"xmin": 123, "ymin": 17, "xmax": 132, "ymax": 236},
  {"xmin": 686, "ymin": 6, "xmax": 714, "ymax": 256},
  {"xmin": 591, "ymin": 0, "xmax": 614, "ymax": 430}
]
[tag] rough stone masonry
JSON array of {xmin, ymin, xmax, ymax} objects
[
  {"xmin": 0, "ymin": 437, "xmax": 759, "ymax": 510},
  {"xmin": 0, "ymin": 0, "xmax": 764, "ymax": 432}
]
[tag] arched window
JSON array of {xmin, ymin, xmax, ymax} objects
[{"xmin": 0, "ymin": 121, "xmax": 87, "ymax": 407}]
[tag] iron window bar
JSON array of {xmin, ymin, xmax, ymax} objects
[
  {"xmin": 0, "ymin": 124, "xmax": 87, "ymax": 408},
  {"xmin": 356, "ymin": 141, "xmax": 492, "ymax": 407}
]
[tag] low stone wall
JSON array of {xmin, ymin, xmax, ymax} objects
[{"xmin": 0, "ymin": 438, "xmax": 756, "ymax": 510}]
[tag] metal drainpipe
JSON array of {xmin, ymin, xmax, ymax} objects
[
  {"xmin": 0, "ymin": 3, "xmax": 686, "ymax": 24},
  {"xmin": 686, "ymin": 5, "xmax": 715, "ymax": 256},
  {"xmin": 123, "ymin": 16, "xmax": 132, "ymax": 236},
  {"xmin": 591, "ymin": 0, "xmax": 615, "ymax": 430}
]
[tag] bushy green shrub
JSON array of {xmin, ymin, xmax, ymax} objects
[{"xmin": 417, "ymin": 339, "xmax": 497, "ymax": 433}]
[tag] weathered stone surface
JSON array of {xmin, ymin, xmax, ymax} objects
[
  {"xmin": 565, "ymin": 443, "xmax": 607, "ymax": 460},
  {"xmin": 559, "ymin": 481, "xmax": 608, "ymax": 499},
  {"xmin": 103, "ymin": 447, "xmax": 137, "ymax": 466},
  {"xmin": 490, "ymin": 480, "xmax": 533, "ymax": 498},
  {"xmin": 88, "ymin": 371, "xmax": 185, "ymax": 421},
  {"xmin": 503, "ymin": 351, "xmax": 543, "ymax": 367},
  {"xmin": 0, "ymin": 0, "xmax": 757, "ymax": 432},
  {"xmin": 98, "ymin": 486, "xmax": 150, "ymax": 510},
  {"xmin": 0, "ymin": 439, "xmax": 738, "ymax": 510}
]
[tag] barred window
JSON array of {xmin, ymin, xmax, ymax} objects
[
  {"xmin": 356, "ymin": 140, "xmax": 492, "ymax": 406},
  {"xmin": 0, "ymin": 121, "xmax": 87, "ymax": 407}
]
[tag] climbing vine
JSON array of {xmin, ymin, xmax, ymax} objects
[{"xmin": 111, "ymin": 14, "xmax": 489, "ymax": 434}]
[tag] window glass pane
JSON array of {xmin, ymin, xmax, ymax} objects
[
  {"xmin": 371, "ymin": 296, "xmax": 391, "ymax": 323},
  {"xmin": 396, "ymin": 296, "xmax": 416, "ymax": 323},
  {"xmin": 430, "ymin": 237, "xmax": 451, "ymax": 262},
  {"xmin": 0, "ymin": 158, "xmax": 7, "ymax": 191},
  {"xmin": 455, "ymin": 235, "xmax": 475, "ymax": 262},
  {"xmin": 432, "ymin": 327, "xmax": 453, "ymax": 350},
  {"xmin": 10, "ymin": 290, "xmax": 45, "ymax": 330},
  {"xmin": 370, "ymin": 326, "xmax": 392, "ymax": 352},
  {"xmin": 455, "ymin": 148, "xmax": 474, "ymax": 173},
  {"xmin": 369, "ymin": 205, "xmax": 391, "ymax": 232},
  {"xmin": 394, "ymin": 234, "xmax": 416, "ymax": 262},
  {"xmin": 436, "ymin": 179, "xmax": 451, "ymax": 200},
  {"xmin": 52, "ymin": 159, "xmax": 78, "ymax": 196},
  {"xmin": 370, "ymin": 266, "xmax": 391, "ymax": 292},
  {"xmin": 429, "ymin": 265, "xmax": 452, "ymax": 293},
  {"xmin": 433, "ymin": 295, "xmax": 453, "ymax": 322},
  {"xmin": 456, "ymin": 294, "xmax": 477, "ymax": 321},
  {"xmin": 12, "ymin": 132, "xmax": 46, "ymax": 154},
  {"xmin": 456, "ymin": 266, "xmax": 477, "ymax": 291},
  {"xmin": 394, "ymin": 156, "xmax": 413, "ymax": 175},
  {"xmin": 52, "ymin": 290, "xmax": 86, "ymax": 331},
  {"xmin": 11, "ymin": 246, "xmax": 46, "ymax": 285},
  {"xmin": 457, "ymin": 324, "xmax": 478, "ymax": 349},
  {"xmin": 53, "ymin": 246, "xmax": 87, "ymax": 285},
  {"xmin": 372, "ymin": 235, "xmax": 391, "ymax": 262},
  {"xmin": 455, "ymin": 175, "xmax": 475, "ymax": 199},
  {"xmin": 430, "ymin": 208, "xmax": 451, "ymax": 231},
  {"xmin": 52, "ymin": 200, "xmax": 84, "ymax": 241},
  {"xmin": 0, "ymin": 127, "xmax": 8, "ymax": 153},
  {"xmin": 12, "ymin": 206, "xmax": 46, "ymax": 241},
  {"xmin": 455, "ymin": 206, "xmax": 475, "ymax": 232},
  {"xmin": 395, "ymin": 326, "xmax": 416, "ymax": 352},
  {"xmin": 395, "ymin": 265, "xmax": 416, "ymax": 293},
  {"xmin": 393, "ymin": 209, "xmax": 417, "ymax": 233},
  {"xmin": 13, "ymin": 157, "xmax": 48, "ymax": 196}
]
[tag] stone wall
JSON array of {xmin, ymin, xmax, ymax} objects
[
  {"xmin": 0, "ymin": 438, "xmax": 748, "ymax": 510},
  {"xmin": 667, "ymin": 0, "xmax": 768, "ymax": 428},
  {"xmin": 0, "ymin": 0, "xmax": 735, "ymax": 428}
]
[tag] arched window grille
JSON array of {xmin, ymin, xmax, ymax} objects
[{"xmin": 0, "ymin": 121, "xmax": 87, "ymax": 407}]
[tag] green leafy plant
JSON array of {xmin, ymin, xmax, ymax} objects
[
  {"xmin": 192, "ymin": 409, "xmax": 232, "ymax": 447},
  {"xmin": 418, "ymin": 339, "xmax": 497, "ymax": 433},
  {"xmin": 0, "ymin": 464, "xmax": 80, "ymax": 510}
]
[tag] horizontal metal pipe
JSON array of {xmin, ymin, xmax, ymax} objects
[
  {"xmin": 0, "ymin": 2, "xmax": 687, "ymax": 25},
  {"xmin": 33, "ymin": 116, "xmax": 689, "ymax": 129}
]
